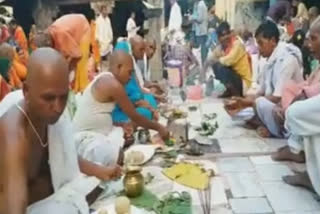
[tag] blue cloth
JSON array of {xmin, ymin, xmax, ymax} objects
[
  {"xmin": 112, "ymin": 40, "xmax": 158, "ymax": 123},
  {"xmin": 114, "ymin": 40, "xmax": 131, "ymax": 54},
  {"xmin": 112, "ymin": 75, "xmax": 158, "ymax": 122}
]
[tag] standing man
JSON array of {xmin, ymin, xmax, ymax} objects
[
  {"xmin": 35, "ymin": 14, "xmax": 91, "ymax": 93},
  {"xmin": 190, "ymin": 0, "xmax": 208, "ymax": 64},
  {"xmin": 126, "ymin": 12, "xmax": 140, "ymax": 39},
  {"xmin": 96, "ymin": 5, "xmax": 113, "ymax": 62},
  {"xmin": 168, "ymin": 0, "xmax": 182, "ymax": 33}
]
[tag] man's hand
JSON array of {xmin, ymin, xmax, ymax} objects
[
  {"xmin": 224, "ymin": 97, "xmax": 253, "ymax": 116},
  {"xmin": 158, "ymin": 125, "xmax": 170, "ymax": 141},
  {"xmin": 97, "ymin": 165, "xmax": 122, "ymax": 181}
]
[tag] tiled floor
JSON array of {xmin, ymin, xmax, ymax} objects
[
  {"xmin": 191, "ymin": 98, "xmax": 320, "ymax": 214},
  {"xmin": 92, "ymin": 97, "xmax": 320, "ymax": 214}
]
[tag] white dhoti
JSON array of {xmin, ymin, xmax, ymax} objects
[
  {"xmin": 75, "ymin": 127, "xmax": 124, "ymax": 166},
  {"xmin": 27, "ymin": 198, "xmax": 79, "ymax": 214},
  {"xmin": 256, "ymin": 97, "xmax": 284, "ymax": 138},
  {"xmin": 286, "ymin": 94, "xmax": 320, "ymax": 196}
]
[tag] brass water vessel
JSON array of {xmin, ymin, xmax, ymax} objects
[{"xmin": 123, "ymin": 166, "xmax": 144, "ymax": 198}]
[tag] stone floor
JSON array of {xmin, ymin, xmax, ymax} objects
[
  {"xmin": 92, "ymin": 95, "xmax": 320, "ymax": 214},
  {"xmin": 176, "ymin": 97, "xmax": 320, "ymax": 214}
]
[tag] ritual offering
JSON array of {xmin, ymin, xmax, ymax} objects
[
  {"xmin": 164, "ymin": 108, "xmax": 188, "ymax": 120},
  {"xmin": 124, "ymin": 145, "xmax": 156, "ymax": 165},
  {"xmin": 136, "ymin": 129, "xmax": 151, "ymax": 144},
  {"xmin": 165, "ymin": 137, "xmax": 176, "ymax": 147},
  {"xmin": 195, "ymin": 121, "xmax": 219, "ymax": 137},
  {"xmin": 115, "ymin": 196, "xmax": 131, "ymax": 214},
  {"xmin": 125, "ymin": 151, "xmax": 145, "ymax": 166},
  {"xmin": 124, "ymin": 166, "xmax": 144, "ymax": 198},
  {"xmin": 163, "ymin": 162, "xmax": 213, "ymax": 190}
]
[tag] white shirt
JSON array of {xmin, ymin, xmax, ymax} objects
[
  {"xmin": 168, "ymin": 2, "xmax": 182, "ymax": 32},
  {"xmin": 96, "ymin": 15, "xmax": 113, "ymax": 56},
  {"xmin": 260, "ymin": 43, "xmax": 303, "ymax": 97},
  {"xmin": 126, "ymin": 17, "xmax": 139, "ymax": 39}
]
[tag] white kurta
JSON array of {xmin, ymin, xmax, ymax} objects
[
  {"xmin": 126, "ymin": 17, "xmax": 139, "ymax": 39},
  {"xmin": 285, "ymin": 94, "xmax": 320, "ymax": 196},
  {"xmin": 168, "ymin": 2, "xmax": 182, "ymax": 32},
  {"xmin": 96, "ymin": 15, "xmax": 113, "ymax": 57}
]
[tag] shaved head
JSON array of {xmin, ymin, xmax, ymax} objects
[
  {"xmin": 24, "ymin": 48, "xmax": 70, "ymax": 124},
  {"xmin": 109, "ymin": 50, "xmax": 133, "ymax": 84},
  {"xmin": 130, "ymin": 35, "xmax": 145, "ymax": 60},
  {"xmin": 145, "ymin": 38, "xmax": 157, "ymax": 59},
  {"xmin": 26, "ymin": 48, "xmax": 69, "ymax": 85}
]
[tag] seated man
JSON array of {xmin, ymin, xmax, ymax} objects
[
  {"xmin": 225, "ymin": 20, "xmax": 303, "ymax": 138},
  {"xmin": 272, "ymin": 17, "xmax": 320, "ymax": 163},
  {"xmin": 204, "ymin": 22, "xmax": 252, "ymax": 97},
  {"xmin": 73, "ymin": 51, "xmax": 169, "ymax": 164},
  {"xmin": 137, "ymin": 39, "xmax": 166, "ymax": 101},
  {"xmin": 112, "ymin": 36, "xmax": 159, "ymax": 123},
  {"xmin": 0, "ymin": 48, "xmax": 121, "ymax": 214},
  {"xmin": 279, "ymin": 94, "xmax": 320, "ymax": 195}
]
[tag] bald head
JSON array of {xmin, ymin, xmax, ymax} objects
[
  {"xmin": 109, "ymin": 50, "xmax": 133, "ymax": 70},
  {"xmin": 26, "ymin": 48, "xmax": 69, "ymax": 85},
  {"xmin": 109, "ymin": 50, "xmax": 133, "ymax": 84},
  {"xmin": 130, "ymin": 35, "xmax": 145, "ymax": 60},
  {"xmin": 24, "ymin": 48, "xmax": 70, "ymax": 124},
  {"xmin": 145, "ymin": 38, "xmax": 157, "ymax": 59}
]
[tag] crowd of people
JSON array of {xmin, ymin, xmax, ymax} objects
[
  {"xmin": 1, "ymin": 0, "xmax": 320, "ymax": 213},
  {"xmin": 0, "ymin": 5, "xmax": 170, "ymax": 214},
  {"xmin": 166, "ymin": 0, "xmax": 320, "ymax": 199}
]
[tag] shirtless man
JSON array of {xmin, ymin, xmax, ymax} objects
[{"xmin": 0, "ymin": 48, "xmax": 120, "ymax": 214}]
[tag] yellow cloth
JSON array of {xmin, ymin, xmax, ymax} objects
[
  {"xmin": 9, "ymin": 51, "xmax": 27, "ymax": 88},
  {"xmin": 48, "ymin": 14, "xmax": 91, "ymax": 93},
  {"xmin": 90, "ymin": 21, "xmax": 100, "ymax": 65},
  {"xmin": 14, "ymin": 26, "xmax": 29, "ymax": 65},
  {"xmin": 163, "ymin": 163, "xmax": 209, "ymax": 190},
  {"xmin": 219, "ymin": 39, "xmax": 252, "ymax": 88},
  {"xmin": 73, "ymin": 30, "xmax": 90, "ymax": 93}
]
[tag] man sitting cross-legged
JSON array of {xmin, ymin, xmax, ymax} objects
[
  {"xmin": 73, "ymin": 50, "xmax": 169, "ymax": 165},
  {"xmin": 0, "ymin": 48, "xmax": 121, "ymax": 214},
  {"xmin": 225, "ymin": 20, "xmax": 304, "ymax": 138},
  {"xmin": 272, "ymin": 17, "xmax": 320, "ymax": 168}
]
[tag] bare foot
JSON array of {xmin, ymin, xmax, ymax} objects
[
  {"xmin": 272, "ymin": 146, "xmax": 305, "ymax": 163},
  {"xmin": 244, "ymin": 116, "xmax": 261, "ymax": 130},
  {"xmin": 257, "ymin": 126, "xmax": 271, "ymax": 138},
  {"xmin": 283, "ymin": 172, "xmax": 315, "ymax": 193}
]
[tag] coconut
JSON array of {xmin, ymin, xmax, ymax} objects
[
  {"xmin": 126, "ymin": 151, "xmax": 145, "ymax": 165},
  {"xmin": 115, "ymin": 196, "xmax": 131, "ymax": 214}
]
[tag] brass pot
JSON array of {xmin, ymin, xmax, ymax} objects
[{"xmin": 123, "ymin": 166, "xmax": 144, "ymax": 198}]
